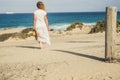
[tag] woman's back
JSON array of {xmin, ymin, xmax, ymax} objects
[{"xmin": 34, "ymin": 9, "xmax": 46, "ymax": 26}]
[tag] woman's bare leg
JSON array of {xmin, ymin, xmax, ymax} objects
[{"xmin": 39, "ymin": 41, "xmax": 44, "ymax": 49}]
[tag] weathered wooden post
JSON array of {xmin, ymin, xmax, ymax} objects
[{"xmin": 105, "ymin": 7, "xmax": 117, "ymax": 62}]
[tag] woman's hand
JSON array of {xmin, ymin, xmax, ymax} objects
[
  {"xmin": 47, "ymin": 27, "xmax": 50, "ymax": 31},
  {"xmin": 33, "ymin": 26, "xmax": 36, "ymax": 30}
]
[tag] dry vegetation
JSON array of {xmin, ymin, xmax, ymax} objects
[
  {"xmin": 0, "ymin": 28, "xmax": 34, "ymax": 42},
  {"xmin": 89, "ymin": 20, "xmax": 120, "ymax": 33},
  {"xmin": 66, "ymin": 22, "xmax": 83, "ymax": 31}
]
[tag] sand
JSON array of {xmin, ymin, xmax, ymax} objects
[
  {"xmin": 0, "ymin": 27, "xmax": 25, "ymax": 35},
  {"xmin": 0, "ymin": 27, "xmax": 120, "ymax": 80}
]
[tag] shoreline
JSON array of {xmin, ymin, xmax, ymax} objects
[
  {"xmin": 0, "ymin": 22, "xmax": 96, "ymax": 31},
  {"xmin": 0, "ymin": 24, "xmax": 92, "ymax": 42}
]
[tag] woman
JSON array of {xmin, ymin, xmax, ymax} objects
[{"xmin": 33, "ymin": 1, "xmax": 51, "ymax": 49}]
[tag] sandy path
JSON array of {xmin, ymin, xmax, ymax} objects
[{"xmin": 0, "ymin": 32, "xmax": 120, "ymax": 80}]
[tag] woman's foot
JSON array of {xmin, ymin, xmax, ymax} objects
[
  {"xmin": 39, "ymin": 41, "xmax": 44, "ymax": 49},
  {"xmin": 39, "ymin": 46, "xmax": 44, "ymax": 49}
]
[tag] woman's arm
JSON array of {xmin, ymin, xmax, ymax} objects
[
  {"xmin": 33, "ymin": 14, "xmax": 37, "ymax": 30},
  {"xmin": 44, "ymin": 15, "xmax": 50, "ymax": 31}
]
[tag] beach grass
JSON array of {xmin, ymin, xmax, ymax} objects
[
  {"xmin": 66, "ymin": 22, "xmax": 83, "ymax": 31},
  {"xmin": 89, "ymin": 20, "xmax": 120, "ymax": 33},
  {"xmin": 0, "ymin": 28, "xmax": 34, "ymax": 42}
]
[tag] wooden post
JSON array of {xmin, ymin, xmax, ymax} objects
[{"xmin": 105, "ymin": 7, "xmax": 117, "ymax": 62}]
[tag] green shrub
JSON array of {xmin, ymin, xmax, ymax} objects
[
  {"xmin": 89, "ymin": 20, "xmax": 120, "ymax": 33},
  {"xmin": 0, "ymin": 33, "xmax": 13, "ymax": 41},
  {"xmin": 21, "ymin": 28, "xmax": 33, "ymax": 33},
  {"xmin": 117, "ymin": 20, "xmax": 120, "ymax": 32},
  {"xmin": 67, "ymin": 22, "xmax": 83, "ymax": 31},
  {"xmin": 11, "ymin": 32, "xmax": 27, "ymax": 39},
  {"xmin": 0, "ymin": 28, "xmax": 34, "ymax": 42}
]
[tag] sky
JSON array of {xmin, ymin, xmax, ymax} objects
[{"xmin": 0, "ymin": 0, "xmax": 120, "ymax": 13}]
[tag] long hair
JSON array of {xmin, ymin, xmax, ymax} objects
[{"xmin": 37, "ymin": 1, "xmax": 46, "ymax": 11}]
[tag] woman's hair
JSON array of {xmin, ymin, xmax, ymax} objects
[{"xmin": 37, "ymin": 1, "xmax": 46, "ymax": 11}]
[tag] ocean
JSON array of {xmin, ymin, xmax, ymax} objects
[{"xmin": 0, "ymin": 12, "xmax": 120, "ymax": 30}]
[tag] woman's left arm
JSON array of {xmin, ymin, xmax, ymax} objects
[
  {"xmin": 44, "ymin": 15, "xmax": 50, "ymax": 31},
  {"xmin": 33, "ymin": 14, "xmax": 37, "ymax": 30}
]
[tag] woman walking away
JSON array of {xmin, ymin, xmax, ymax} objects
[{"xmin": 33, "ymin": 1, "xmax": 51, "ymax": 49}]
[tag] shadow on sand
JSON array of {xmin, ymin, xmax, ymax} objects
[
  {"xmin": 67, "ymin": 41, "xmax": 96, "ymax": 43},
  {"xmin": 53, "ymin": 50, "xmax": 105, "ymax": 62},
  {"xmin": 16, "ymin": 46, "xmax": 40, "ymax": 49},
  {"xmin": 117, "ymin": 44, "xmax": 120, "ymax": 46}
]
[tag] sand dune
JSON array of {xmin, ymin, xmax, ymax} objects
[{"xmin": 0, "ymin": 28, "xmax": 120, "ymax": 80}]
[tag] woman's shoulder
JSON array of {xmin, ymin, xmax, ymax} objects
[
  {"xmin": 34, "ymin": 9, "xmax": 39, "ymax": 14},
  {"xmin": 39, "ymin": 9, "xmax": 47, "ymax": 14},
  {"xmin": 34, "ymin": 9, "xmax": 46, "ymax": 15}
]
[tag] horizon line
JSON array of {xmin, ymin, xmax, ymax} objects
[{"xmin": 0, "ymin": 11, "xmax": 120, "ymax": 14}]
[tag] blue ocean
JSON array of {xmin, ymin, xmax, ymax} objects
[{"xmin": 0, "ymin": 12, "xmax": 120, "ymax": 30}]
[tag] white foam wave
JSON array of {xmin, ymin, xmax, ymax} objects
[
  {"xmin": 49, "ymin": 23, "xmax": 71, "ymax": 30},
  {"xmin": 0, "ymin": 26, "xmax": 32, "ymax": 30},
  {"xmin": 16, "ymin": 26, "xmax": 32, "ymax": 28},
  {"xmin": 83, "ymin": 22, "xmax": 96, "ymax": 25},
  {"xmin": 49, "ymin": 22, "xmax": 96, "ymax": 30}
]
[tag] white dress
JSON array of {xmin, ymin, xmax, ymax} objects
[{"xmin": 34, "ymin": 9, "xmax": 51, "ymax": 45}]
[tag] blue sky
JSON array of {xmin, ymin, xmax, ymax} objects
[{"xmin": 0, "ymin": 0, "xmax": 120, "ymax": 13}]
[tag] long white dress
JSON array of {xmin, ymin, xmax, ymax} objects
[{"xmin": 34, "ymin": 9, "xmax": 51, "ymax": 45}]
